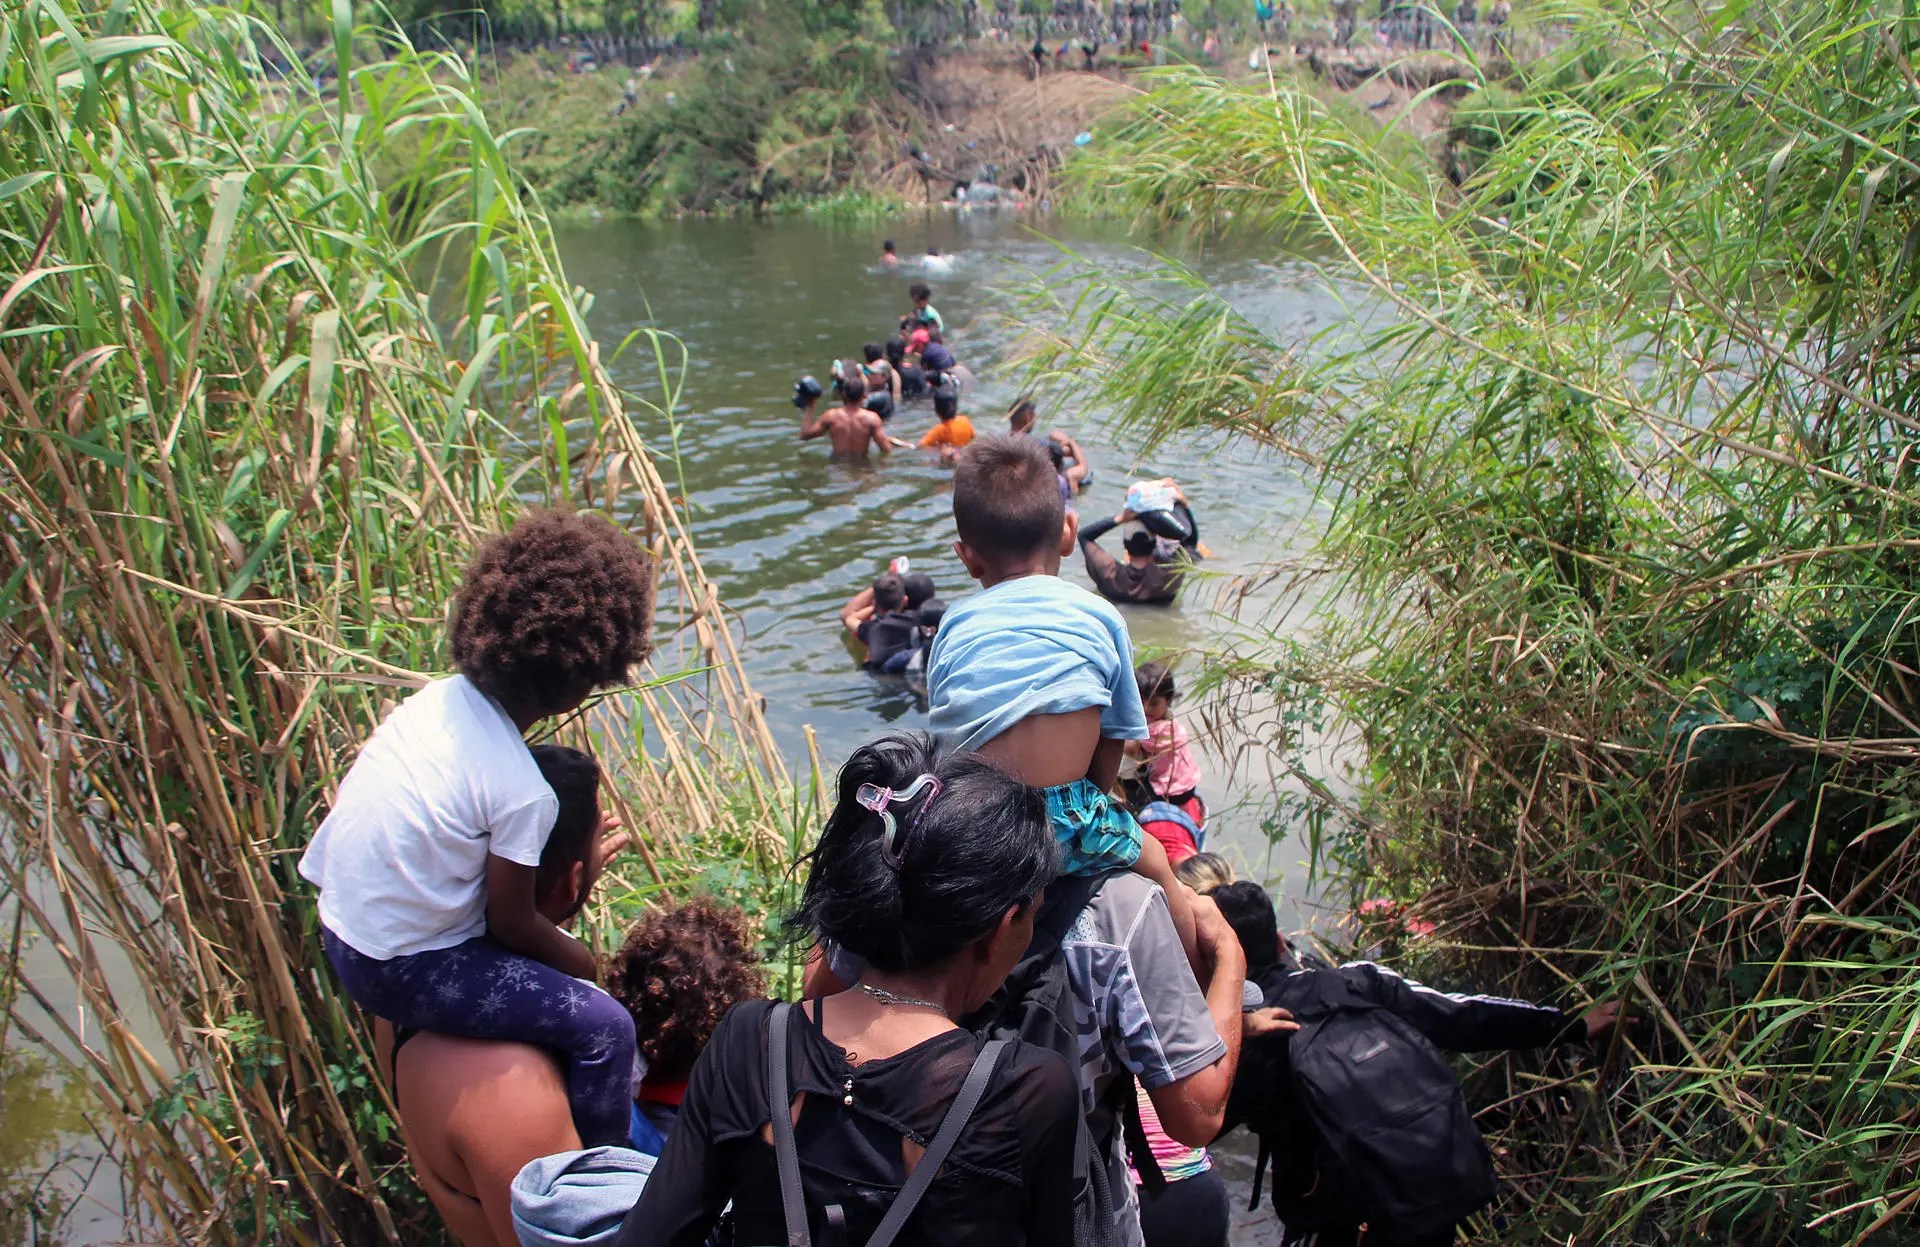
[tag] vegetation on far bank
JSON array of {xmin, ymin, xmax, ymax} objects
[
  {"xmin": 0, "ymin": 0, "xmax": 807, "ymax": 1240},
  {"xmin": 1030, "ymin": 0, "xmax": 1920, "ymax": 1240}
]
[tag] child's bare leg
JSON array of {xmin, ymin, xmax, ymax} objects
[{"xmin": 1132, "ymin": 834, "xmax": 1199, "ymax": 964}]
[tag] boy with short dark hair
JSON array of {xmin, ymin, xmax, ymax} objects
[{"xmin": 928, "ymin": 436, "xmax": 1196, "ymax": 951}]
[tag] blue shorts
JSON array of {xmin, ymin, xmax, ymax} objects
[{"xmin": 1045, "ymin": 778, "xmax": 1144, "ymax": 876}]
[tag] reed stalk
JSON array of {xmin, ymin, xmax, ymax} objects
[
  {"xmin": 1027, "ymin": 0, "xmax": 1920, "ymax": 1240},
  {"xmin": 0, "ymin": 0, "xmax": 803, "ymax": 1239}
]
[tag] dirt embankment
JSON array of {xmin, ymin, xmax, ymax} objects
[
  {"xmin": 869, "ymin": 44, "xmax": 1475, "ymax": 206},
  {"xmin": 876, "ymin": 49, "xmax": 1137, "ymax": 203}
]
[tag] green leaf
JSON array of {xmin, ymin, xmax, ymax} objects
[{"xmin": 223, "ymin": 508, "xmax": 292, "ymax": 599}]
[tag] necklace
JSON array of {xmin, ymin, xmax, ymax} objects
[{"xmin": 858, "ymin": 983, "xmax": 947, "ymax": 1011}]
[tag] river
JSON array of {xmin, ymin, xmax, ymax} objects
[
  {"xmin": 557, "ymin": 209, "xmax": 1351, "ymax": 1245},
  {"xmin": 557, "ymin": 209, "xmax": 1349, "ymax": 923}
]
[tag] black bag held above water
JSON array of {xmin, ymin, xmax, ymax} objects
[
  {"xmin": 762, "ymin": 1002, "xmax": 1008, "ymax": 1247},
  {"xmin": 1248, "ymin": 971, "xmax": 1498, "ymax": 1245}
]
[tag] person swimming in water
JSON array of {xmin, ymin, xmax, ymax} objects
[
  {"xmin": 799, "ymin": 373, "xmax": 906, "ymax": 457},
  {"xmin": 880, "ymin": 239, "xmax": 900, "ymax": 268}
]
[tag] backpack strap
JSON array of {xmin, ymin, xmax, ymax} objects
[
  {"xmin": 864, "ymin": 1039, "xmax": 1009, "ymax": 1247},
  {"xmin": 767, "ymin": 1004, "xmax": 813, "ymax": 1247},
  {"xmin": 1249, "ymin": 1134, "xmax": 1271, "ymax": 1212}
]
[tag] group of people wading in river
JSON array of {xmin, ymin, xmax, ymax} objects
[{"xmin": 304, "ymin": 241, "xmax": 1627, "ymax": 1247}]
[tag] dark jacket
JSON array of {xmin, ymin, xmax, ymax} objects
[
  {"xmin": 1231, "ymin": 956, "xmax": 1582, "ymax": 1237},
  {"xmin": 1078, "ymin": 515, "xmax": 1191, "ymax": 606}
]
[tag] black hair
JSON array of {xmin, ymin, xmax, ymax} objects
[
  {"xmin": 787, "ymin": 734, "xmax": 1055, "ymax": 974},
  {"xmin": 925, "ymin": 326, "xmax": 945, "ymax": 343},
  {"xmin": 1211, "ymin": 880, "xmax": 1282, "ymax": 970},
  {"xmin": 953, "ymin": 436, "xmax": 1065, "ymax": 563},
  {"xmin": 1125, "ymin": 530, "xmax": 1157, "ymax": 558},
  {"xmin": 450, "ymin": 510, "xmax": 656, "ymax": 717},
  {"xmin": 902, "ymin": 572, "xmax": 937, "ymax": 609},
  {"xmin": 529, "ymin": 744, "xmax": 601, "ymax": 894},
  {"xmin": 871, "ymin": 573, "xmax": 906, "ymax": 611},
  {"xmin": 863, "ymin": 342, "xmax": 885, "ymax": 363},
  {"xmin": 836, "ymin": 372, "xmax": 868, "ymax": 404},
  {"xmin": 1136, "ymin": 660, "xmax": 1177, "ymax": 704},
  {"xmin": 883, "ymin": 239, "xmax": 896, "ymax": 251},
  {"xmin": 934, "ymin": 391, "xmax": 959, "ymax": 421},
  {"xmin": 918, "ymin": 598, "xmax": 946, "ymax": 630},
  {"xmin": 885, "ymin": 337, "xmax": 907, "ymax": 366},
  {"xmin": 908, "ymin": 281, "xmax": 932, "ymax": 302},
  {"xmin": 1008, "ymin": 397, "xmax": 1037, "ymax": 430}
]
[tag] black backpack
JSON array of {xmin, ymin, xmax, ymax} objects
[
  {"xmin": 757, "ymin": 1002, "xmax": 1007, "ymax": 1247},
  {"xmin": 960, "ymin": 872, "xmax": 1138, "ymax": 1247},
  {"xmin": 1244, "ymin": 968, "xmax": 1498, "ymax": 1245}
]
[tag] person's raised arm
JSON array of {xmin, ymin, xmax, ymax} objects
[
  {"xmin": 486, "ymin": 855, "xmax": 597, "ymax": 981},
  {"xmin": 1342, "ymin": 961, "xmax": 1580, "ymax": 1052},
  {"xmin": 1078, "ymin": 513, "xmax": 1121, "ymax": 547},
  {"xmin": 841, "ymin": 586, "xmax": 876, "ymax": 635},
  {"xmin": 798, "ymin": 401, "xmax": 826, "ymax": 440},
  {"xmin": 1146, "ymin": 893, "xmax": 1244, "ymax": 1146}
]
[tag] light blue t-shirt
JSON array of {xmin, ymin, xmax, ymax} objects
[{"xmin": 927, "ymin": 574, "xmax": 1149, "ymax": 753}]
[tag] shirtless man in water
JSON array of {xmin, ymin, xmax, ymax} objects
[
  {"xmin": 372, "ymin": 795, "xmax": 628, "ymax": 1246},
  {"xmin": 799, "ymin": 373, "xmax": 905, "ymax": 457}
]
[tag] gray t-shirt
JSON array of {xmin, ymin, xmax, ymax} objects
[{"xmin": 1064, "ymin": 873, "xmax": 1228, "ymax": 1247}]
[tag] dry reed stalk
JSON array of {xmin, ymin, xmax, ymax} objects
[{"xmin": 0, "ymin": 1, "xmax": 808, "ymax": 1241}]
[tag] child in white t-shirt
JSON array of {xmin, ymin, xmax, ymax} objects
[{"xmin": 300, "ymin": 510, "xmax": 656, "ymax": 1147}]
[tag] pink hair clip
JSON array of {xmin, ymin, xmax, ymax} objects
[{"xmin": 857, "ymin": 773, "xmax": 943, "ymax": 869}]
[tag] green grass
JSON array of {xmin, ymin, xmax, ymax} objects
[
  {"xmin": 1021, "ymin": 0, "xmax": 1920, "ymax": 1240},
  {"xmin": 0, "ymin": 0, "xmax": 803, "ymax": 1240}
]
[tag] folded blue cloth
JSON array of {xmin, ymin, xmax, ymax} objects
[{"xmin": 511, "ymin": 1146, "xmax": 655, "ymax": 1247}]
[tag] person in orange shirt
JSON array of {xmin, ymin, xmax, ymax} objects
[{"xmin": 918, "ymin": 382, "xmax": 975, "ymax": 460}]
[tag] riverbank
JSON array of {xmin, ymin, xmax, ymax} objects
[{"xmin": 471, "ymin": 37, "xmax": 1489, "ymax": 216}]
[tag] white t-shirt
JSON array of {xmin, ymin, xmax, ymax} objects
[{"xmin": 299, "ymin": 675, "xmax": 558, "ymax": 960}]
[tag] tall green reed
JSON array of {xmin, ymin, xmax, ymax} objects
[
  {"xmin": 0, "ymin": 0, "xmax": 802, "ymax": 1240},
  {"xmin": 1026, "ymin": 0, "xmax": 1920, "ymax": 1239}
]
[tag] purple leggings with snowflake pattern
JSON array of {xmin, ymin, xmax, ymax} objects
[{"xmin": 322, "ymin": 927, "xmax": 636, "ymax": 1147}]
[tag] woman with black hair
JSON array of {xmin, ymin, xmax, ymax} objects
[{"xmin": 617, "ymin": 734, "xmax": 1081, "ymax": 1247}]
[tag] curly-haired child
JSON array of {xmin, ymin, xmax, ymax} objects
[
  {"xmin": 300, "ymin": 509, "xmax": 656, "ymax": 1147},
  {"xmin": 604, "ymin": 898, "xmax": 767, "ymax": 1155}
]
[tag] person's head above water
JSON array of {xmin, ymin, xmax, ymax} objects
[
  {"xmin": 918, "ymin": 598, "xmax": 946, "ymax": 632},
  {"xmin": 1209, "ymin": 879, "xmax": 1283, "ymax": 970},
  {"xmin": 787, "ymin": 733, "xmax": 1055, "ymax": 988},
  {"xmin": 1007, "ymin": 397, "xmax": 1037, "ymax": 434},
  {"xmin": 908, "ymin": 281, "xmax": 933, "ymax": 308},
  {"xmin": 902, "ymin": 572, "xmax": 937, "ymax": 610},
  {"xmin": 605, "ymin": 897, "xmax": 765, "ymax": 1085},
  {"xmin": 885, "ymin": 336, "xmax": 907, "ymax": 367},
  {"xmin": 863, "ymin": 342, "xmax": 886, "ymax": 365},
  {"xmin": 951, "ymin": 435, "xmax": 1075, "ymax": 584},
  {"xmin": 836, "ymin": 371, "xmax": 867, "ymax": 406},
  {"xmin": 450, "ymin": 510, "xmax": 656, "ymax": 726},
  {"xmin": 871, "ymin": 573, "xmax": 907, "ymax": 613},
  {"xmin": 882, "ymin": 239, "xmax": 897, "ymax": 254},
  {"xmin": 1124, "ymin": 530, "xmax": 1158, "ymax": 560},
  {"xmin": 529, "ymin": 743, "xmax": 604, "ymax": 921}
]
